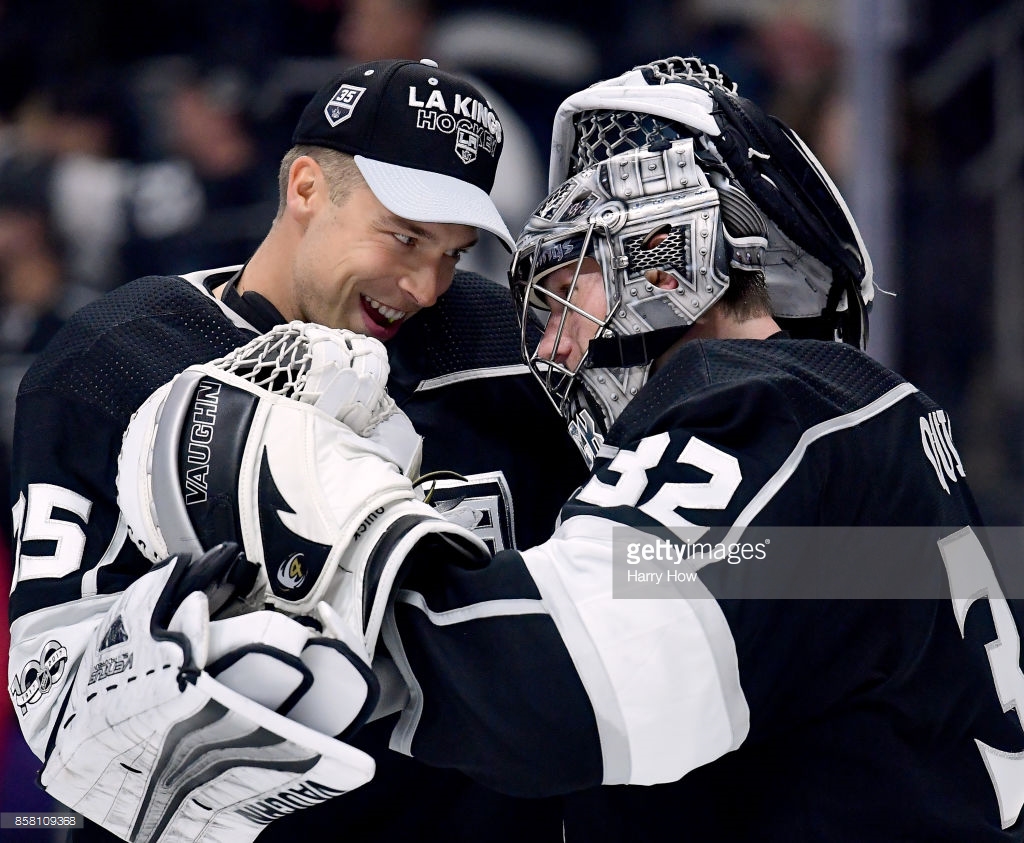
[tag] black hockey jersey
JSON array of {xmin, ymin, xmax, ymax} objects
[
  {"xmin": 384, "ymin": 337, "xmax": 1024, "ymax": 841},
  {"xmin": 7, "ymin": 268, "xmax": 585, "ymax": 842}
]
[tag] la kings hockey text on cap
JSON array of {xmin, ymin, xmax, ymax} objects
[{"xmin": 292, "ymin": 58, "xmax": 513, "ymax": 249}]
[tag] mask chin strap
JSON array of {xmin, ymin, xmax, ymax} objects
[{"xmin": 584, "ymin": 325, "xmax": 693, "ymax": 369}]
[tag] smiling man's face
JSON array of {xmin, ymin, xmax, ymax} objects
[{"xmin": 289, "ymin": 183, "xmax": 478, "ymax": 341}]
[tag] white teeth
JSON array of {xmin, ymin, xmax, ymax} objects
[{"xmin": 363, "ymin": 295, "xmax": 407, "ymax": 323}]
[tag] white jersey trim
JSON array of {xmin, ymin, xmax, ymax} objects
[
  {"xmin": 414, "ymin": 364, "xmax": 531, "ymax": 392},
  {"xmin": 80, "ymin": 514, "xmax": 128, "ymax": 598},
  {"xmin": 180, "ymin": 266, "xmax": 260, "ymax": 333},
  {"xmin": 394, "ymin": 590, "xmax": 548, "ymax": 625},
  {"xmin": 522, "ymin": 514, "xmax": 749, "ymax": 786},
  {"xmin": 715, "ymin": 381, "xmax": 920, "ymax": 552},
  {"xmin": 383, "ymin": 600, "xmax": 424, "ymax": 757}
]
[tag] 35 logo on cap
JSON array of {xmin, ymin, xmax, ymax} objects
[{"xmin": 324, "ymin": 85, "xmax": 366, "ymax": 127}]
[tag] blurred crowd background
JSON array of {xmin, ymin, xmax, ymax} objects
[{"xmin": 1, "ymin": 0, "xmax": 1021, "ymax": 827}]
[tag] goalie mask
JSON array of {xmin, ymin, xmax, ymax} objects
[{"xmin": 512, "ymin": 56, "xmax": 874, "ymax": 467}]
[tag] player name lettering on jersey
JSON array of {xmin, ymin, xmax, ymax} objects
[{"xmin": 919, "ymin": 409, "xmax": 965, "ymax": 494}]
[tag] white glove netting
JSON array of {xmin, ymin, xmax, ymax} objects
[{"xmin": 209, "ymin": 321, "xmax": 396, "ymax": 436}]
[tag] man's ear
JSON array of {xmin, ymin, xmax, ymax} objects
[{"xmin": 286, "ymin": 155, "xmax": 322, "ymax": 223}]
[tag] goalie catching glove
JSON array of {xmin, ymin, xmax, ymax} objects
[
  {"xmin": 117, "ymin": 322, "xmax": 488, "ymax": 658},
  {"xmin": 41, "ymin": 543, "xmax": 378, "ymax": 843}
]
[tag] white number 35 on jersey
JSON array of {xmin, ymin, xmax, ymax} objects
[{"xmin": 11, "ymin": 484, "xmax": 93, "ymax": 587}]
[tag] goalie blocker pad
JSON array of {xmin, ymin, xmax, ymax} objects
[
  {"xmin": 118, "ymin": 364, "xmax": 419, "ymax": 619},
  {"xmin": 119, "ymin": 351, "xmax": 490, "ymax": 658}
]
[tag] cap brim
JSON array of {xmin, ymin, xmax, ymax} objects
[{"xmin": 355, "ymin": 155, "xmax": 514, "ymax": 251}]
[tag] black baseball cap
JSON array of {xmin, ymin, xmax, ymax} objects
[{"xmin": 293, "ymin": 58, "xmax": 513, "ymax": 249}]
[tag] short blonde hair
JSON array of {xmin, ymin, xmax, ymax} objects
[{"xmin": 276, "ymin": 146, "xmax": 365, "ymax": 217}]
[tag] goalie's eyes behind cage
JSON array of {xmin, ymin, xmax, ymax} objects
[
  {"xmin": 510, "ymin": 229, "xmax": 596, "ymax": 310},
  {"xmin": 536, "ymin": 257, "xmax": 605, "ymax": 316}
]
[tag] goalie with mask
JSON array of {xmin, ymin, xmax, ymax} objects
[{"xmin": 115, "ymin": 56, "xmax": 1017, "ymax": 841}]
